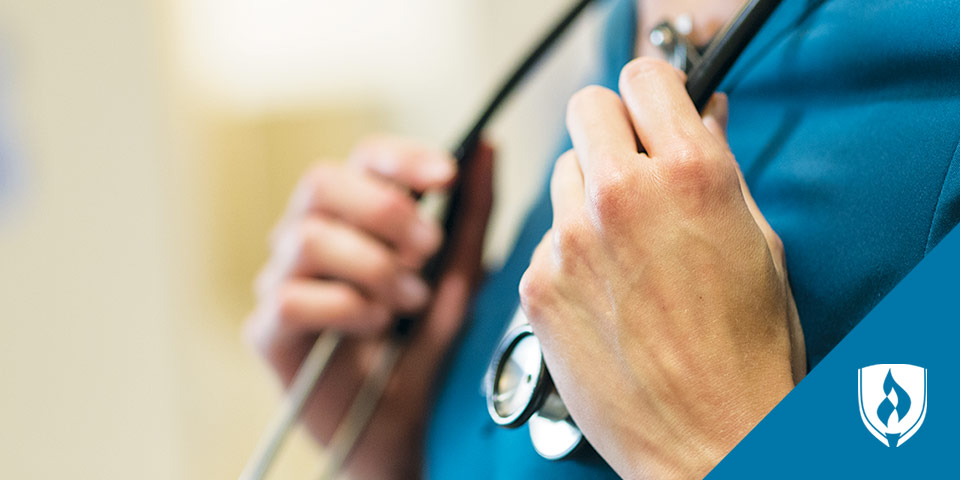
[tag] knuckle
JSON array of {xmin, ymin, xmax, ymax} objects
[
  {"xmin": 552, "ymin": 221, "xmax": 589, "ymax": 267},
  {"xmin": 518, "ymin": 266, "xmax": 550, "ymax": 320},
  {"xmin": 658, "ymin": 147, "xmax": 743, "ymax": 214},
  {"xmin": 669, "ymin": 141, "xmax": 710, "ymax": 166},
  {"xmin": 660, "ymin": 144, "xmax": 719, "ymax": 192},
  {"xmin": 589, "ymin": 169, "xmax": 637, "ymax": 223}
]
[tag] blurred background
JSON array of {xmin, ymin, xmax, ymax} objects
[{"xmin": 0, "ymin": 0, "xmax": 610, "ymax": 477}]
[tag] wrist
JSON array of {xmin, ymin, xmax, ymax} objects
[{"xmin": 614, "ymin": 368, "xmax": 793, "ymax": 479}]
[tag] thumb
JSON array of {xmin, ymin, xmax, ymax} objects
[{"xmin": 414, "ymin": 141, "xmax": 495, "ymax": 356}]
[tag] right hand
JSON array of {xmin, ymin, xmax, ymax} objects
[{"xmin": 245, "ymin": 136, "xmax": 494, "ymax": 479}]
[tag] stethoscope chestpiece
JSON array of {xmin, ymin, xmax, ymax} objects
[
  {"xmin": 649, "ymin": 15, "xmax": 704, "ymax": 74},
  {"xmin": 484, "ymin": 320, "xmax": 585, "ymax": 460},
  {"xmin": 484, "ymin": 324, "xmax": 549, "ymax": 428}
]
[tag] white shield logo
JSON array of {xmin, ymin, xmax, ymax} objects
[{"xmin": 857, "ymin": 364, "xmax": 927, "ymax": 447}]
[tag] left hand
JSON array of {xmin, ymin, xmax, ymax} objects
[{"xmin": 518, "ymin": 57, "xmax": 806, "ymax": 479}]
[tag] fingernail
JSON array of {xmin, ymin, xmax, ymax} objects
[
  {"xmin": 396, "ymin": 272, "xmax": 430, "ymax": 311},
  {"xmin": 407, "ymin": 217, "xmax": 441, "ymax": 255},
  {"xmin": 421, "ymin": 156, "xmax": 455, "ymax": 183}
]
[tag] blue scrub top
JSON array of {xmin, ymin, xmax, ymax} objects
[{"xmin": 427, "ymin": 0, "xmax": 960, "ymax": 477}]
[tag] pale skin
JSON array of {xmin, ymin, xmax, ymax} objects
[
  {"xmin": 246, "ymin": 137, "xmax": 493, "ymax": 478},
  {"xmin": 245, "ymin": 1, "xmax": 805, "ymax": 478},
  {"xmin": 520, "ymin": 61, "xmax": 805, "ymax": 479}
]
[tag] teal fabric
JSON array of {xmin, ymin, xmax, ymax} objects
[{"xmin": 426, "ymin": 0, "xmax": 960, "ymax": 477}]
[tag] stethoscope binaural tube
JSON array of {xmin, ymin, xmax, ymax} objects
[{"xmin": 483, "ymin": 0, "xmax": 783, "ymax": 462}]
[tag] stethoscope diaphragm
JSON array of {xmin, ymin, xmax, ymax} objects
[
  {"xmin": 486, "ymin": 324, "xmax": 547, "ymax": 427},
  {"xmin": 484, "ymin": 320, "xmax": 584, "ymax": 459},
  {"xmin": 481, "ymin": 0, "xmax": 783, "ymax": 461}
]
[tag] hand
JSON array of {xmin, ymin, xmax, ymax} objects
[
  {"xmin": 245, "ymin": 136, "xmax": 494, "ymax": 479},
  {"xmin": 518, "ymin": 58, "xmax": 806, "ymax": 479}
]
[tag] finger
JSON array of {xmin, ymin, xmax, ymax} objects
[
  {"xmin": 264, "ymin": 279, "xmax": 392, "ymax": 335},
  {"xmin": 566, "ymin": 85, "xmax": 641, "ymax": 182},
  {"xmin": 276, "ymin": 216, "xmax": 431, "ymax": 312},
  {"xmin": 349, "ymin": 135, "xmax": 456, "ymax": 192},
  {"xmin": 342, "ymin": 149, "xmax": 496, "ymax": 469},
  {"xmin": 550, "ymin": 150, "xmax": 586, "ymax": 225},
  {"xmin": 287, "ymin": 166, "xmax": 442, "ymax": 266},
  {"xmin": 414, "ymin": 141, "xmax": 494, "ymax": 356},
  {"xmin": 701, "ymin": 93, "xmax": 729, "ymax": 143},
  {"xmin": 618, "ymin": 57, "xmax": 716, "ymax": 158}
]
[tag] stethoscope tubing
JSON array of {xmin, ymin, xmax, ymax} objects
[
  {"xmin": 239, "ymin": 1, "xmax": 600, "ymax": 479},
  {"xmin": 484, "ymin": 0, "xmax": 783, "ymax": 460},
  {"xmin": 241, "ymin": 0, "xmax": 784, "ymax": 475},
  {"xmin": 686, "ymin": 0, "xmax": 782, "ymax": 111}
]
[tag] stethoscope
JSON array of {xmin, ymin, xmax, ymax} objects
[
  {"xmin": 241, "ymin": 0, "xmax": 782, "ymax": 478},
  {"xmin": 485, "ymin": 314, "xmax": 583, "ymax": 459},
  {"xmin": 483, "ymin": 0, "xmax": 782, "ymax": 461},
  {"xmin": 482, "ymin": 21, "xmax": 704, "ymax": 460}
]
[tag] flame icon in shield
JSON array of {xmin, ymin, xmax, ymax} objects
[{"xmin": 858, "ymin": 364, "xmax": 927, "ymax": 447}]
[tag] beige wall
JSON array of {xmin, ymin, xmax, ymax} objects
[
  {"xmin": 0, "ymin": 0, "xmax": 181, "ymax": 477},
  {"xmin": 0, "ymin": 0, "xmax": 606, "ymax": 477}
]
